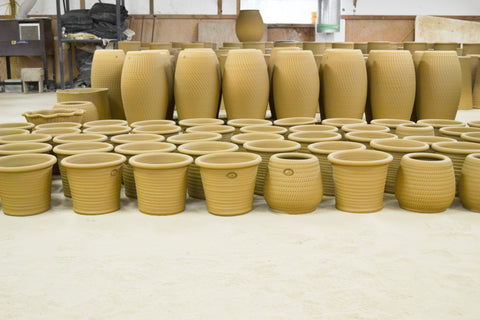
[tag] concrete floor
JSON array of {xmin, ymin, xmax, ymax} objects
[{"xmin": 1, "ymin": 92, "xmax": 480, "ymax": 319}]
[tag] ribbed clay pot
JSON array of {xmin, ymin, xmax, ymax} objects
[
  {"xmin": 288, "ymin": 131, "xmax": 342, "ymax": 153},
  {"xmin": 23, "ymin": 108, "xmax": 85, "ymax": 125},
  {"xmin": 61, "ymin": 152, "xmax": 126, "ymax": 214},
  {"xmin": 83, "ymin": 125, "xmax": 131, "ymax": 142},
  {"xmin": 341, "ymin": 123, "xmax": 390, "ymax": 134},
  {"xmin": 0, "ymin": 128, "xmax": 29, "ymax": 136},
  {"xmin": 370, "ymin": 138, "xmax": 429, "ymax": 193},
  {"xmin": 54, "ymin": 101, "xmax": 99, "ymax": 123},
  {"xmin": 327, "ymin": 149, "xmax": 393, "ymax": 213},
  {"xmin": 395, "ymin": 123, "xmax": 434, "ymax": 138},
  {"xmin": 186, "ymin": 125, "xmax": 235, "ymax": 142},
  {"xmin": 433, "ymin": 42, "xmax": 459, "ymax": 51},
  {"xmin": 468, "ymin": 120, "xmax": 480, "ymax": 128},
  {"xmin": 242, "ymin": 42, "xmax": 266, "ymax": 53},
  {"xmin": 227, "ymin": 119, "xmax": 272, "ymax": 134},
  {"xmin": 460, "ymin": 132, "xmax": 480, "ymax": 143},
  {"xmin": 167, "ymin": 132, "xmax": 222, "ymax": 147},
  {"xmin": 131, "ymin": 124, "xmax": 181, "ymax": 139},
  {"xmin": 196, "ymin": 152, "xmax": 262, "ymax": 216},
  {"xmin": 223, "ymin": 49, "xmax": 269, "ymax": 119},
  {"xmin": 273, "ymin": 117, "xmax": 317, "ymax": 131},
  {"xmin": 243, "ymin": 139, "xmax": 301, "ymax": 195},
  {"xmin": 370, "ymin": 119, "xmax": 414, "ymax": 134},
  {"xmin": 289, "ymin": 125, "xmax": 338, "ymax": 134},
  {"xmin": 239, "ymin": 125, "xmax": 287, "ymax": 136},
  {"xmin": 321, "ymin": 118, "xmax": 366, "ymax": 137},
  {"xmin": 0, "ymin": 153, "xmax": 57, "ymax": 216},
  {"xmin": 91, "ymin": 49, "xmax": 126, "ymax": 119},
  {"xmin": 308, "ymin": 141, "xmax": 366, "ymax": 196},
  {"xmin": 268, "ymin": 47, "xmax": 302, "ymax": 78},
  {"xmin": 178, "ymin": 118, "xmax": 224, "ymax": 131},
  {"xmin": 130, "ymin": 120, "xmax": 176, "ymax": 128},
  {"xmin": 83, "ymin": 119, "xmax": 129, "ymax": 128},
  {"xmin": 458, "ymin": 56, "xmax": 473, "ymax": 110},
  {"xmin": 35, "ymin": 122, "xmax": 82, "ymax": 130},
  {"xmin": 345, "ymin": 131, "xmax": 397, "ymax": 149},
  {"xmin": 56, "ymin": 88, "xmax": 111, "ymax": 120},
  {"xmin": 177, "ymin": 141, "xmax": 238, "ymax": 199},
  {"xmin": 231, "ymin": 133, "xmax": 284, "ymax": 152},
  {"xmin": 459, "ymin": 153, "xmax": 480, "ymax": 212},
  {"xmin": 404, "ymin": 135, "xmax": 455, "ymax": 148},
  {"xmin": 0, "ymin": 142, "xmax": 52, "ymax": 156},
  {"xmin": 0, "ymin": 122, "xmax": 35, "ymax": 131},
  {"xmin": 320, "ymin": 49, "xmax": 367, "ymax": 119},
  {"xmin": 396, "ymin": 152, "xmax": 455, "ymax": 213},
  {"xmin": 53, "ymin": 142, "xmax": 114, "ymax": 197},
  {"xmin": 115, "ymin": 142, "xmax": 176, "ymax": 198},
  {"xmin": 53, "ymin": 133, "xmax": 108, "ymax": 145},
  {"xmin": 417, "ymin": 119, "xmax": 466, "ymax": 135},
  {"xmin": 367, "ymin": 41, "xmax": 398, "ymax": 53},
  {"xmin": 0, "ymin": 133, "xmax": 52, "ymax": 144},
  {"xmin": 332, "ymin": 42, "xmax": 354, "ymax": 49},
  {"xmin": 438, "ymin": 126, "xmax": 480, "ymax": 141},
  {"xmin": 110, "ymin": 133, "xmax": 164, "ymax": 147},
  {"xmin": 235, "ymin": 10, "xmax": 264, "ymax": 42},
  {"xmin": 264, "ymin": 152, "xmax": 322, "ymax": 214},
  {"xmin": 118, "ymin": 41, "xmax": 141, "ymax": 53},
  {"xmin": 129, "ymin": 153, "xmax": 192, "ymax": 215},
  {"xmin": 403, "ymin": 42, "xmax": 428, "ymax": 54}
]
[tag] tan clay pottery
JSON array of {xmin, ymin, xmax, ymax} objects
[
  {"xmin": 110, "ymin": 133, "xmax": 164, "ymax": 146},
  {"xmin": 370, "ymin": 119, "xmax": 414, "ymax": 134},
  {"xmin": 344, "ymin": 131, "xmax": 397, "ymax": 149},
  {"xmin": 288, "ymin": 131, "xmax": 342, "ymax": 152},
  {"xmin": 404, "ymin": 135, "xmax": 455, "ymax": 148},
  {"xmin": 53, "ymin": 101, "xmax": 99, "ymax": 123},
  {"xmin": 403, "ymin": 42, "xmax": 428, "ymax": 54},
  {"xmin": 462, "ymin": 43, "xmax": 480, "ymax": 56},
  {"xmin": 0, "ymin": 142, "xmax": 52, "ymax": 156},
  {"xmin": 367, "ymin": 41, "xmax": 398, "ymax": 53},
  {"xmin": 0, "ymin": 128, "xmax": 29, "ymax": 136},
  {"xmin": 0, "ymin": 153, "xmax": 57, "ymax": 216},
  {"xmin": 61, "ymin": 152, "xmax": 126, "ymax": 214},
  {"xmin": 83, "ymin": 125, "xmax": 131, "ymax": 142},
  {"xmin": 396, "ymin": 152, "xmax": 455, "ymax": 213},
  {"xmin": 273, "ymin": 117, "xmax": 317, "ymax": 130},
  {"xmin": 438, "ymin": 126, "xmax": 480, "ymax": 141},
  {"xmin": 131, "ymin": 124, "xmax": 181, "ymax": 139},
  {"xmin": 166, "ymin": 132, "xmax": 222, "ymax": 146},
  {"xmin": 83, "ymin": 119, "xmax": 128, "ymax": 128},
  {"xmin": 23, "ymin": 108, "xmax": 84, "ymax": 125},
  {"xmin": 231, "ymin": 133, "xmax": 284, "ymax": 151},
  {"xmin": 56, "ymin": 88, "xmax": 111, "ymax": 120},
  {"xmin": 195, "ymin": 152, "xmax": 262, "ymax": 216},
  {"xmin": 242, "ymin": 42, "xmax": 266, "ymax": 53},
  {"xmin": 354, "ymin": 42, "xmax": 368, "ymax": 54},
  {"xmin": 289, "ymin": 125, "xmax": 338, "ymax": 133},
  {"xmin": 0, "ymin": 122, "xmax": 35, "ymax": 131},
  {"xmin": 458, "ymin": 56, "xmax": 473, "ymax": 110},
  {"xmin": 332, "ymin": 42, "xmax": 354, "ymax": 49},
  {"xmin": 370, "ymin": 138, "xmax": 429, "ymax": 193},
  {"xmin": 149, "ymin": 42, "xmax": 173, "ymax": 51},
  {"xmin": 130, "ymin": 119, "xmax": 176, "ymax": 128},
  {"xmin": 321, "ymin": 118, "xmax": 366, "ymax": 137},
  {"xmin": 53, "ymin": 133, "xmax": 108, "ymax": 144},
  {"xmin": 264, "ymin": 152, "xmax": 322, "ymax": 214},
  {"xmin": 32, "ymin": 128, "xmax": 82, "ymax": 144},
  {"xmin": 395, "ymin": 123, "xmax": 434, "ymax": 138},
  {"xmin": 460, "ymin": 132, "xmax": 480, "ymax": 143},
  {"xmin": 0, "ymin": 133, "xmax": 52, "ymax": 144},
  {"xmin": 178, "ymin": 118, "xmax": 224, "ymax": 131},
  {"xmin": 118, "ymin": 41, "xmax": 141, "ymax": 53},
  {"xmin": 240, "ymin": 125, "xmax": 287, "ymax": 136},
  {"xmin": 417, "ymin": 119, "xmax": 466, "ymax": 135},
  {"xmin": 341, "ymin": 123, "xmax": 390, "ymax": 134},
  {"xmin": 35, "ymin": 122, "xmax": 82, "ymax": 130},
  {"xmin": 186, "ymin": 125, "xmax": 235, "ymax": 141},
  {"xmin": 327, "ymin": 149, "xmax": 393, "ymax": 213},
  {"xmin": 433, "ymin": 42, "xmax": 459, "ymax": 51},
  {"xmin": 268, "ymin": 47, "xmax": 302, "ymax": 78},
  {"xmin": 459, "ymin": 153, "xmax": 480, "ymax": 212},
  {"xmin": 235, "ymin": 10, "xmax": 264, "ymax": 42},
  {"xmin": 468, "ymin": 120, "xmax": 480, "ymax": 128},
  {"xmin": 129, "ymin": 153, "xmax": 193, "ymax": 215},
  {"xmin": 274, "ymin": 41, "xmax": 302, "ymax": 48},
  {"xmin": 227, "ymin": 118, "xmax": 272, "ymax": 134}
]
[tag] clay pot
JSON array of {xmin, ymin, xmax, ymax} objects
[
  {"xmin": 288, "ymin": 131, "xmax": 342, "ymax": 153},
  {"xmin": 0, "ymin": 128, "xmax": 29, "ymax": 136},
  {"xmin": 264, "ymin": 152, "xmax": 322, "ymax": 214},
  {"xmin": 33, "ymin": 128, "xmax": 82, "ymax": 145},
  {"xmin": 417, "ymin": 119, "xmax": 466, "ymax": 135},
  {"xmin": 110, "ymin": 133, "xmax": 164, "ymax": 146},
  {"xmin": 268, "ymin": 47, "xmax": 302, "ymax": 78},
  {"xmin": 149, "ymin": 42, "xmax": 173, "ymax": 50},
  {"xmin": 396, "ymin": 152, "xmax": 455, "ymax": 213},
  {"xmin": 438, "ymin": 126, "xmax": 480, "ymax": 141},
  {"xmin": 395, "ymin": 123, "xmax": 434, "ymax": 138},
  {"xmin": 177, "ymin": 141, "xmax": 238, "ymax": 199},
  {"xmin": 461, "ymin": 132, "xmax": 480, "ymax": 143},
  {"xmin": 129, "ymin": 153, "xmax": 192, "ymax": 215},
  {"xmin": 0, "ymin": 142, "xmax": 52, "ymax": 156},
  {"xmin": 56, "ymin": 88, "xmax": 110, "ymax": 120},
  {"xmin": 83, "ymin": 119, "xmax": 128, "ymax": 128},
  {"xmin": 167, "ymin": 132, "xmax": 222, "ymax": 147},
  {"xmin": 273, "ymin": 117, "xmax": 317, "ymax": 131},
  {"xmin": 345, "ymin": 131, "xmax": 398, "ymax": 149},
  {"xmin": 367, "ymin": 41, "xmax": 397, "ymax": 53},
  {"xmin": 354, "ymin": 42, "xmax": 368, "ymax": 54},
  {"xmin": 53, "ymin": 142, "xmax": 114, "ymax": 197},
  {"xmin": 223, "ymin": 49, "xmax": 269, "ymax": 119},
  {"xmin": 0, "ymin": 133, "xmax": 52, "ymax": 144},
  {"xmin": 468, "ymin": 120, "xmax": 480, "ymax": 128},
  {"xmin": 289, "ymin": 125, "xmax": 338, "ymax": 133},
  {"xmin": 370, "ymin": 119, "xmax": 414, "ymax": 134},
  {"xmin": 0, "ymin": 153, "xmax": 57, "ymax": 216},
  {"xmin": 131, "ymin": 124, "xmax": 181, "ymax": 139},
  {"xmin": 231, "ymin": 133, "xmax": 284, "ymax": 151},
  {"xmin": 0, "ymin": 122, "xmax": 35, "ymax": 131},
  {"xmin": 118, "ymin": 41, "xmax": 141, "ymax": 53},
  {"xmin": 61, "ymin": 152, "xmax": 126, "ymax": 214},
  {"xmin": 459, "ymin": 153, "xmax": 480, "ymax": 212},
  {"xmin": 186, "ymin": 125, "xmax": 235, "ymax": 142},
  {"xmin": 458, "ymin": 56, "xmax": 473, "ymax": 110},
  {"xmin": 240, "ymin": 125, "xmax": 287, "ymax": 136},
  {"xmin": 332, "ymin": 42, "xmax": 354, "ymax": 49},
  {"xmin": 243, "ymin": 139, "xmax": 301, "ymax": 195},
  {"xmin": 462, "ymin": 43, "xmax": 480, "ymax": 56},
  {"xmin": 35, "ymin": 122, "xmax": 82, "ymax": 130},
  {"xmin": 242, "ymin": 41, "xmax": 266, "ymax": 53},
  {"xmin": 227, "ymin": 118, "xmax": 272, "ymax": 134},
  {"xmin": 223, "ymin": 42, "xmax": 243, "ymax": 48},
  {"xmin": 235, "ymin": 10, "xmax": 264, "ymax": 42},
  {"xmin": 433, "ymin": 42, "xmax": 459, "ymax": 51},
  {"xmin": 130, "ymin": 119, "xmax": 176, "ymax": 128},
  {"xmin": 320, "ymin": 49, "xmax": 368, "ymax": 119},
  {"xmin": 403, "ymin": 42, "xmax": 428, "ymax": 54},
  {"xmin": 195, "ymin": 152, "xmax": 262, "ymax": 216},
  {"xmin": 83, "ymin": 125, "xmax": 131, "ymax": 142},
  {"xmin": 115, "ymin": 142, "xmax": 176, "ymax": 198},
  {"xmin": 91, "ymin": 49, "xmax": 126, "ymax": 119},
  {"xmin": 327, "ymin": 149, "xmax": 393, "ymax": 213},
  {"xmin": 341, "ymin": 123, "xmax": 390, "ymax": 134},
  {"xmin": 370, "ymin": 138, "xmax": 429, "ymax": 193},
  {"xmin": 321, "ymin": 118, "xmax": 366, "ymax": 137},
  {"xmin": 53, "ymin": 101, "xmax": 99, "ymax": 123},
  {"xmin": 53, "ymin": 133, "xmax": 108, "ymax": 144},
  {"xmin": 404, "ymin": 135, "xmax": 455, "ymax": 148},
  {"xmin": 178, "ymin": 118, "xmax": 224, "ymax": 131},
  {"xmin": 23, "ymin": 108, "xmax": 84, "ymax": 125}
]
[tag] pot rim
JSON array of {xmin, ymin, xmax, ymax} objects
[
  {"xmin": 83, "ymin": 125, "xmax": 131, "ymax": 135},
  {"xmin": 370, "ymin": 119, "xmax": 414, "ymax": 128},
  {"xmin": 417, "ymin": 119, "xmax": 466, "ymax": 128},
  {"xmin": 401, "ymin": 152, "xmax": 452, "ymax": 165},
  {"xmin": 0, "ymin": 128, "xmax": 29, "ymax": 136},
  {"xmin": 177, "ymin": 141, "xmax": 239, "ymax": 155},
  {"xmin": 130, "ymin": 120, "xmax": 176, "ymax": 128},
  {"xmin": 341, "ymin": 123, "xmax": 390, "ymax": 133},
  {"xmin": 370, "ymin": 138, "xmax": 429, "ymax": 152},
  {"xmin": 195, "ymin": 151, "xmax": 262, "ymax": 169},
  {"xmin": 465, "ymin": 153, "xmax": 480, "ymax": 163},
  {"xmin": 439, "ymin": 126, "xmax": 480, "ymax": 136},
  {"xmin": 167, "ymin": 132, "xmax": 222, "ymax": 144},
  {"xmin": 35, "ymin": 122, "xmax": 83, "ymax": 129},
  {"xmin": 54, "ymin": 100, "xmax": 94, "ymax": 107},
  {"xmin": 227, "ymin": 119, "xmax": 272, "ymax": 127},
  {"xmin": 327, "ymin": 149, "xmax": 393, "ymax": 166},
  {"xmin": 110, "ymin": 133, "xmax": 165, "ymax": 144},
  {"xmin": 231, "ymin": 133, "xmax": 284, "ymax": 144},
  {"xmin": 114, "ymin": 142, "xmax": 176, "ymax": 155},
  {"xmin": 56, "ymin": 87, "xmax": 108, "ymax": 94},
  {"xmin": 243, "ymin": 139, "xmax": 301, "ymax": 152},
  {"xmin": 345, "ymin": 131, "xmax": 398, "ymax": 142},
  {"xmin": 53, "ymin": 133, "xmax": 109, "ymax": 144},
  {"xmin": 53, "ymin": 142, "xmax": 114, "ymax": 155},
  {"xmin": 61, "ymin": 152, "xmax": 126, "ymax": 169},
  {"xmin": 0, "ymin": 133, "xmax": 52, "ymax": 143},
  {"xmin": 0, "ymin": 122, "xmax": 35, "ymax": 130},
  {"xmin": 0, "ymin": 142, "xmax": 52, "ymax": 155},
  {"xmin": 432, "ymin": 141, "xmax": 480, "ymax": 154},
  {"xmin": 288, "ymin": 131, "xmax": 341, "ymax": 142},
  {"xmin": 132, "ymin": 124, "xmax": 181, "ymax": 135},
  {"xmin": 467, "ymin": 120, "xmax": 480, "ymax": 127},
  {"xmin": 308, "ymin": 141, "xmax": 366, "ymax": 154},
  {"xmin": 289, "ymin": 124, "xmax": 338, "ymax": 133},
  {"xmin": 33, "ymin": 128, "xmax": 82, "ymax": 136},
  {"xmin": 0, "ymin": 153, "xmax": 57, "ymax": 172},
  {"xmin": 321, "ymin": 118, "xmax": 365, "ymax": 127},
  {"xmin": 273, "ymin": 117, "xmax": 317, "ymax": 126},
  {"xmin": 269, "ymin": 152, "xmax": 318, "ymax": 164},
  {"xmin": 23, "ymin": 108, "xmax": 85, "ymax": 119},
  {"xmin": 129, "ymin": 152, "xmax": 193, "ymax": 169},
  {"xmin": 178, "ymin": 118, "xmax": 224, "ymax": 127},
  {"xmin": 186, "ymin": 125, "xmax": 235, "ymax": 134},
  {"xmin": 83, "ymin": 119, "xmax": 128, "ymax": 127},
  {"xmin": 404, "ymin": 135, "xmax": 455, "ymax": 144},
  {"xmin": 240, "ymin": 125, "xmax": 287, "ymax": 134},
  {"xmin": 461, "ymin": 132, "xmax": 480, "ymax": 142},
  {"xmin": 397, "ymin": 123, "xmax": 433, "ymax": 129}
]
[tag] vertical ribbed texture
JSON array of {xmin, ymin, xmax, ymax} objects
[
  {"xmin": 459, "ymin": 154, "xmax": 480, "ymax": 212},
  {"xmin": 56, "ymin": 154, "xmax": 71, "ymax": 197},
  {"xmin": 122, "ymin": 162, "xmax": 136, "ymax": 198},
  {"xmin": 458, "ymin": 56, "xmax": 473, "ymax": 110},
  {"xmin": 57, "ymin": 88, "xmax": 111, "ymax": 120}
]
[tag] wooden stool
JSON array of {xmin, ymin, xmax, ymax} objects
[{"xmin": 21, "ymin": 68, "xmax": 45, "ymax": 93}]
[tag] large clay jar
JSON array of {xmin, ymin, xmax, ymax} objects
[
  {"xmin": 308, "ymin": 141, "xmax": 366, "ymax": 196},
  {"xmin": 174, "ymin": 49, "xmax": 221, "ymax": 120},
  {"xmin": 272, "ymin": 50, "xmax": 320, "ymax": 118},
  {"xmin": 235, "ymin": 10, "xmax": 264, "ymax": 42},
  {"xmin": 417, "ymin": 119, "xmax": 466, "ymax": 135},
  {"xmin": 320, "ymin": 49, "xmax": 367, "ymax": 119},
  {"xmin": 396, "ymin": 152, "xmax": 455, "ymax": 213},
  {"xmin": 56, "ymin": 88, "xmax": 111, "ymax": 120},
  {"xmin": 264, "ymin": 152, "xmax": 322, "ymax": 214},
  {"xmin": 345, "ymin": 131, "xmax": 397, "ymax": 149},
  {"xmin": 91, "ymin": 49, "xmax": 126, "ymax": 119},
  {"xmin": 415, "ymin": 51, "xmax": 462, "ymax": 120},
  {"xmin": 395, "ymin": 123, "xmax": 434, "ymax": 138},
  {"xmin": 54, "ymin": 101, "xmax": 99, "ymax": 123},
  {"xmin": 458, "ymin": 56, "xmax": 473, "ymax": 110},
  {"xmin": 366, "ymin": 50, "xmax": 416, "ymax": 120},
  {"xmin": 177, "ymin": 141, "xmax": 238, "ymax": 199},
  {"xmin": 186, "ymin": 125, "xmax": 235, "ymax": 142},
  {"xmin": 288, "ymin": 131, "xmax": 341, "ymax": 153},
  {"xmin": 231, "ymin": 133, "xmax": 284, "ymax": 152},
  {"xmin": 129, "ymin": 153, "xmax": 193, "ymax": 215},
  {"xmin": 459, "ymin": 153, "xmax": 480, "ymax": 212},
  {"xmin": 121, "ymin": 50, "xmax": 170, "ymax": 123},
  {"xmin": 438, "ymin": 126, "xmax": 480, "ymax": 141},
  {"xmin": 0, "ymin": 142, "xmax": 51, "ymax": 156},
  {"xmin": 0, "ymin": 153, "xmax": 57, "ymax": 216},
  {"xmin": 370, "ymin": 138, "xmax": 429, "ymax": 193},
  {"xmin": 0, "ymin": 122, "xmax": 35, "ymax": 131},
  {"xmin": 223, "ymin": 49, "xmax": 269, "ymax": 119},
  {"xmin": 196, "ymin": 152, "xmax": 262, "ymax": 216},
  {"xmin": 370, "ymin": 119, "xmax": 414, "ymax": 135},
  {"xmin": 61, "ymin": 152, "xmax": 126, "ymax": 214},
  {"xmin": 327, "ymin": 149, "xmax": 393, "ymax": 213}
]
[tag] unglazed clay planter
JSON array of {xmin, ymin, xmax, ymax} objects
[
  {"xmin": 366, "ymin": 50, "xmax": 416, "ymax": 120},
  {"xmin": 433, "ymin": 42, "xmax": 459, "ymax": 51},
  {"xmin": 130, "ymin": 119, "xmax": 176, "ymax": 128},
  {"xmin": 274, "ymin": 41, "xmax": 302, "ymax": 48},
  {"xmin": 186, "ymin": 125, "xmax": 235, "ymax": 142},
  {"xmin": 61, "ymin": 152, "xmax": 126, "ymax": 214},
  {"xmin": 403, "ymin": 42, "xmax": 428, "ymax": 54},
  {"xmin": 91, "ymin": 49, "xmax": 126, "ymax": 119},
  {"xmin": 416, "ymin": 119, "xmax": 466, "ymax": 135},
  {"xmin": 273, "ymin": 117, "xmax": 317, "ymax": 131},
  {"xmin": 35, "ymin": 122, "xmax": 82, "ymax": 130},
  {"xmin": 23, "ymin": 108, "xmax": 84, "ymax": 125},
  {"xmin": 288, "ymin": 131, "xmax": 341, "ymax": 153},
  {"xmin": 468, "ymin": 120, "xmax": 480, "ymax": 128},
  {"xmin": 354, "ymin": 42, "xmax": 368, "ymax": 54},
  {"xmin": 0, "ymin": 153, "xmax": 57, "ymax": 216},
  {"xmin": 404, "ymin": 135, "xmax": 455, "ymax": 148},
  {"xmin": 195, "ymin": 152, "xmax": 262, "ymax": 216},
  {"xmin": 178, "ymin": 118, "xmax": 224, "ymax": 131},
  {"xmin": 110, "ymin": 133, "xmax": 164, "ymax": 146},
  {"xmin": 83, "ymin": 119, "xmax": 128, "ymax": 128},
  {"xmin": 243, "ymin": 139, "xmax": 301, "ymax": 195},
  {"xmin": 0, "ymin": 133, "xmax": 51, "ymax": 144},
  {"xmin": 53, "ymin": 133, "xmax": 108, "ymax": 144},
  {"xmin": 223, "ymin": 49, "xmax": 269, "ymax": 119},
  {"xmin": 175, "ymin": 49, "xmax": 221, "ymax": 120},
  {"xmin": 289, "ymin": 125, "xmax": 338, "ymax": 133},
  {"xmin": 240, "ymin": 125, "xmax": 287, "ymax": 136},
  {"xmin": 115, "ymin": 142, "xmax": 176, "ymax": 198},
  {"xmin": 0, "ymin": 128, "xmax": 29, "ymax": 136},
  {"xmin": 56, "ymin": 88, "xmax": 111, "ymax": 120},
  {"xmin": 131, "ymin": 124, "xmax": 181, "ymax": 139},
  {"xmin": 395, "ymin": 123, "xmax": 434, "ymax": 138},
  {"xmin": 341, "ymin": 123, "xmax": 390, "ymax": 134},
  {"xmin": 227, "ymin": 118, "xmax": 272, "ymax": 134},
  {"xmin": 370, "ymin": 119, "xmax": 414, "ymax": 134},
  {"xmin": 396, "ymin": 152, "xmax": 455, "ymax": 213},
  {"xmin": 53, "ymin": 101, "xmax": 99, "ymax": 123},
  {"xmin": 344, "ymin": 131, "xmax": 398, "ymax": 149},
  {"xmin": 370, "ymin": 138, "xmax": 429, "ymax": 193},
  {"xmin": 0, "ymin": 142, "xmax": 52, "ymax": 156},
  {"xmin": 321, "ymin": 118, "xmax": 366, "ymax": 137},
  {"xmin": 264, "ymin": 153, "xmax": 322, "ymax": 214},
  {"xmin": 242, "ymin": 41, "xmax": 266, "ymax": 53},
  {"xmin": 327, "ymin": 149, "xmax": 393, "ymax": 213},
  {"xmin": 302, "ymin": 42, "xmax": 332, "ymax": 55},
  {"xmin": 235, "ymin": 10, "xmax": 264, "ymax": 42},
  {"xmin": 367, "ymin": 41, "xmax": 398, "ymax": 53},
  {"xmin": 460, "ymin": 132, "xmax": 480, "ymax": 143},
  {"xmin": 118, "ymin": 41, "xmax": 141, "ymax": 53},
  {"xmin": 268, "ymin": 47, "xmax": 302, "ymax": 79},
  {"xmin": 149, "ymin": 42, "xmax": 173, "ymax": 50},
  {"xmin": 177, "ymin": 141, "xmax": 238, "ymax": 199},
  {"xmin": 320, "ymin": 49, "xmax": 367, "ymax": 119},
  {"xmin": 129, "ymin": 153, "xmax": 193, "ymax": 215},
  {"xmin": 462, "ymin": 43, "xmax": 480, "ymax": 55},
  {"xmin": 459, "ymin": 153, "xmax": 480, "ymax": 212},
  {"xmin": 332, "ymin": 42, "xmax": 354, "ymax": 49},
  {"xmin": 166, "ymin": 132, "xmax": 222, "ymax": 146},
  {"xmin": 83, "ymin": 125, "xmax": 131, "ymax": 142},
  {"xmin": 53, "ymin": 142, "xmax": 114, "ymax": 197},
  {"xmin": 231, "ymin": 133, "xmax": 284, "ymax": 151},
  {"xmin": 33, "ymin": 127, "xmax": 82, "ymax": 144},
  {"xmin": 438, "ymin": 126, "xmax": 480, "ymax": 141},
  {"xmin": 0, "ymin": 122, "xmax": 35, "ymax": 131},
  {"xmin": 458, "ymin": 56, "xmax": 473, "ymax": 110}
]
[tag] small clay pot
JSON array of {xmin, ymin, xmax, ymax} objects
[
  {"xmin": 178, "ymin": 118, "xmax": 224, "ymax": 131},
  {"xmin": 33, "ymin": 127, "xmax": 82, "ymax": 141},
  {"xmin": 130, "ymin": 119, "xmax": 176, "ymax": 128},
  {"xmin": 370, "ymin": 119, "xmax": 414, "ymax": 134},
  {"xmin": 54, "ymin": 101, "xmax": 99, "ymax": 123},
  {"xmin": 0, "ymin": 133, "xmax": 52, "ymax": 144},
  {"xmin": 53, "ymin": 133, "xmax": 108, "ymax": 144},
  {"xmin": 83, "ymin": 119, "xmax": 129, "ymax": 128},
  {"xmin": 460, "ymin": 132, "xmax": 480, "ymax": 143},
  {"xmin": 239, "ymin": 125, "xmax": 288, "ymax": 136},
  {"xmin": 227, "ymin": 119, "xmax": 272, "ymax": 134},
  {"xmin": 167, "ymin": 132, "xmax": 222, "ymax": 146},
  {"xmin": 345, "ymin": 131, "xmax": 398, "ymax": 149},
  {"xmin": 468, "ymin": 120, "xmax": 480, "ymax": 128},
  {"xmin": 83, "ymin": 125, "xmax": 131, "ymax": 142},
  {"xmin": 417, "ymin": 119, "xmax": 466, "ymax": 135},
  {"xmin": 35, "ymin": 122, "xmax": 82, "ymax": 130},
  {"xmin": 0, "ymin": 122, "xmax": 35, "ymax": 131},
  {"xmin": 459, "ymin": 153, "xmax": 480, "ymax": 212},
  {"xmin": 438, "ymin": 126, "xmax": 480, "ymax": 141},
  {"xmin": 273, "ymin": 117, "xmax": 317, "ymax": 129},
  {"xmin": 186, "ymin": 125, "xmax": 235, "ymax": 142},
  {"xmin": 404, "ymin": 135, "xmax": 456, "ymax": 148},
  {"xmin": 23, "ymin": 108, "xmax": 84, "ymax": 125},
  {"xmin": 395, "ymin": 123, "xmax": 434, "ymax": 138},
  {"xmin": 288, "ymin": 131, "xmax": 342, "ymax": 153},
  {"xmin": 289, "ymin": 125, "xmax": 338, "ymax": 133},
  {"xmin": 131, "ymin": 124, "xmax": 181, "ymax": 139},
  {"xmin": 0, "ymin": 128, "xmax": 29, "ymax": 136},
  {"xmin": 0, "ymin": 142, "xmax": 52, "ymax": 156},
  {"xmin": 231, "ymin": 133, "xmax": 284, "ymax": 151},
  {"xmin": 110, "ymin": 133, "xmax": 164, "ymax": 146},
  {"xmin": 341, "ymin": 123, "xmax": 390, "ymax": 134},
  {"xmin": 321, "ymin": 118, "xmax": 366, "ymax": 136}
]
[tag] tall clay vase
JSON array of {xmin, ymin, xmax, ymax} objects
[
  {"xmin": 272, "ymin": 50, "xmax": 320, "ymax": 118},
  {"xmin": 91, "ymin": 49, "xmax": 126, "ymax": 120},
  {"xmin": 415, "ymin": 51, "xmax": 462, "ymax": 120},
  {"xmin": 320, "ymin": 49, "xmax": 367, "ymax": 119},
  {"xmin": 61, "ymin": 152, "xmax": 126, "ymax": 214},
  {"xmin": 121, "ymin": 50, "xmax": 170, "ymax": 123},
  {"xmin": 327, "ymin": 149, "xmax": 393, "ymax": 213},
  {"xmin": 129, "ymin": 153, "xmax": 193, "ymax": 215},
  {"xmin": 264, "ymin": 153, "xmax": 323, "ymax": 214},
  {"xmin": 458, "ymin": 56, "xmax": 473, "ymax": 110},
  {"xmin": 223, "ymin": 49, "xmax": 269, "ymax": 119},
  {"xmin": 235, "ymin": 10, "xmax": 264, "ymax": 42},
  {"xmin": 366, "ymin": 50, "xmax": 416, "ymax": 120},
  {"xmin": 459, "ymin": 153, "xmax": 480, "ymax": 212},
  {"xmin": 0, "ymin": 153, "xmax": 57, "ymax": 216},
  {"xmin": 174, "ymin": 49, "xmax": 221, "ymax": 120},
  {"xmin": 56, "ymin": 88, "xmax": 111, "ymax": 120},
  {"xmin": 396, "ymin": 153, "xmax": 455, "ymax": 213},
  {"xmin": 195, "ymin": 152, "xmax": 262, "ymax": 216},
  {"xmin": 268, "ymin": 47, "xmax": 302, "ymax": 78}
]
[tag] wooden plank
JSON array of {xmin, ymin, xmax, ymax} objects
[
  {"xmin": 345, "ymin": 19, "xmax": 414, "ymax": 42},
  {"xmin": 415, "ymin": 15, "xmax": 480, "ymax": 42}
]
